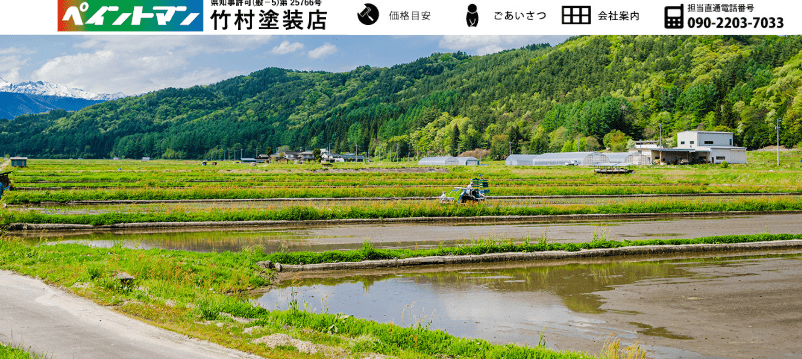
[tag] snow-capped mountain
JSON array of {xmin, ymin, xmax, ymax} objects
[{"xmin": 0, "ymin": 78, "xmax": 127, "ymax": 101}]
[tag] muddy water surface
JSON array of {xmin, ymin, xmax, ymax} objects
[
  {"xmin": 261, "ymin": 252, "xmax": 802, "ymax": 359},
  {"xmin": 23, "ymin": 213, "xmax": 802, "ymax": 253}
]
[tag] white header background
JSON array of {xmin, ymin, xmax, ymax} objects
[{"xmin": 1, "ymin": 0, "xmax": 800, "ymax": 35}]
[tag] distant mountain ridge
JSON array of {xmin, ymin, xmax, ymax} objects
[
  {"xmin": 0, "ymin": 92, "xmax": 103, "ymax": 120},
  {"xmin": 0, "ymin": 78, "xmax": 127, "ymax": 101}
]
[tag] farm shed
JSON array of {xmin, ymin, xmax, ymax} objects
[
  {"xmin": 505, "ymin": 154, "xmax": 540, "ymax": 166},
  {"xmin": 456, "ymin": 156, "xmax": 480, "ymax": 166},
  {"xmin": 241, "ymin": 158, "xmax": 266, "ymax": 164},
  {"xmin": 603, "ymin": 152, "xmax": 652, "ymax": 165},
  {"xmin": 418, "ymin": 157, "xmax": 458, "ymax": 166},
  {"xmin": 532, "ymin": 152, "xmax": 609, "ymax": 166},
  {"xmin": 10, "ymin": 157, "xmax": 27, "ymax": 167}
]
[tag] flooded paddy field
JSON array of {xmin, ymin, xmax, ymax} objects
[
  {"xmin": 18, "ymin": 213, "xmax": 802, "ymax": 253},
  {"xmin": 9, "ymin": 194, "xmax": 802, "ymax": 215},
  {"xmin": 262, "ymin": 251, "xmax": 802, "ymax": 359}
]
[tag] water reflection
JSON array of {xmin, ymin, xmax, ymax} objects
[
  {"xmin": 27, "ymin": 229, "xmax": 468, "ymax": 253},
  {"xmin": 260, "ymin": 259, "xmax": 693, "ymax": 349},
  {"xmin": 260, "ymin": 253, "xmax": 802, "ymax": 353}
]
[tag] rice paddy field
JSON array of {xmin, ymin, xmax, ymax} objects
[
  {"xmin": 2, "ymin": 150, "xmax": 802, "ymax": 227},
  {"xmin": 3, "ymin": 153, "xmax": 802, "ymax": 359}
]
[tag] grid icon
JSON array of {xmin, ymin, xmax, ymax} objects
[{"xmin": 562, "ymin": 6, "xmax": 591, "ymax": 24}]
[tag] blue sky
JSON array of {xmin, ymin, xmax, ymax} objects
[{"xmin": 0, "ymin": 35, "xmax": 570, "ymax": 95}]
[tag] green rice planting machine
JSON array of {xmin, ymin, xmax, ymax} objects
[{"xmin": 440, "ymin": 175, "xmax": 489, "ymax": 204}]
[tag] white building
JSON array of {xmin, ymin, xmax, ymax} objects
[
  {"xmin": 505, "ymin": 154, "xmax": 539, "ymax": 166},
  {"xmin": 320, "ymin": 149, "xmax": 345, "ymax": 163},
  {"xmin": 531, "ymin": 152, "xmax": 609, "ymax": 166},
  {"xmin": 604, "ymin": 152, "xmax": 651, "ymax": 166},
  {"xmin": 677, "ymin": 131, "xmax": 735, "ymax": 148},
  {"xmin": 650, "ymin": 131, "xmax": 746, "ymax": 164},
  {"xmin": 455, "ymin": 156, "xmax": 480, "ymax": 166},
  {"xmin": 418, "ymin": 156, "xmax": 458, "ymax": 166}
]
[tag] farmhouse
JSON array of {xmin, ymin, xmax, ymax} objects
[
  {"xmin": 241, "ymin": 157, "xmax": 267, "ymax": 164},
  {"xmin": 650, "ymin": 131, "xmax": 747, "ymax": 164},
  {"xmin": 10, "ymin": 157, "xmax": 27, "ymax": 167},
  {"xmin": 321, "ymin": 149, "xmax": 345, "ymax": 163}
]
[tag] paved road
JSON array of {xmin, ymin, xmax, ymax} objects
[{"xmin": 0, "ymin": 270, "xmax": 262, "ymax": 359}]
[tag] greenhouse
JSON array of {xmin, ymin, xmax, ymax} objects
[
  {"xmin": 455, "ymin": 156, "xmax": 480, "ymax": 166},
  {"xmin": 531, "ymin": 152, "xmax": 609, "ymax": 166},
  {"xmin": 504, "ymin": 154, "xmax": 540, "ymax": 166},
  {"xmin": 418, "ymin": 156, "xmax": 458, "ymax": 166},
  {"xmin": 603, "ymin": 152, "xmax": 652, "ymax": 165}
]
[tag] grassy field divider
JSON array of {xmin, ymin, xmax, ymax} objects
[
  {"xmin": 4, "ymin": 196, "xmax": 802, "ymax": 229},
  {"xmin": 265, "ymin": 233, "xmax": 802, "ymax": 271}
]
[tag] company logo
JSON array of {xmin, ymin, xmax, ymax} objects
[{"xmin": 58, "ymin": 0, "xmax": 203, "ymax": 32}]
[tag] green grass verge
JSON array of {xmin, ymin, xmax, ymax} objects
[
  {"xmin": 0, "ymin": 342, "xmax": 47, "ymax": 359},
  {"xmin": 3, "ymin": 196, "xmax": 802, "ymax": 228},
  {"xmin": 266, "ymin": 233, "xmax": 802, "ymax": 265},
  {"xmin": 0, "ymin": 237, "xmax": 594, "ymax": 359}
]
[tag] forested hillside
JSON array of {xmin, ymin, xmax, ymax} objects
[{"xmin": 2, "ymin": 35, "xmax": 802, "ymax": 159}]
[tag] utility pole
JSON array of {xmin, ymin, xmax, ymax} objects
[
  {"xmin": 659, "ymin": 123, "xmax": 663, "ymax": 164},
  {"xmin": 776, "ymin": 118, "xmax": 781, "ymax": 166},
  {"xmin": 509, "ymin": 141, "xmax": 512, "ymax": 156}
]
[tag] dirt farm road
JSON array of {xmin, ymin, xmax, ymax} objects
[{"xmin": 0, "ymin": 270, "xmax": 262, "ymax": 359}]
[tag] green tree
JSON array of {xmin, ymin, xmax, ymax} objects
[
  {"xmin": 451, "ymin": 124, "xmax": 460, "ymax": 156},
  {"xmin": 489, "ymin": 134, "xmax": 509, "ymax": 160},
  {"xmin": 603, "ymin": 130, "xmax": 630, "ymax": 152}
]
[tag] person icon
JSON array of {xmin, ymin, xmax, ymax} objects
[{"xmin": 466, "ymin": 4, "xmax": 478, "ymax": 27}]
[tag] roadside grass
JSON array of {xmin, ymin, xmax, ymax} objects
[
  {"xmin": 0, "ymin": 342, "xmax": 46, "ymax": 359},
  {"xmin": 3, "ymin": 196, "xmax": 802, "ymax": 228},
  {"xmin": 265, "ymin": 233, "xmax": 802, "ymax": 265},
  {"xmin": 0, "ymin": 236, "xmax": 596, "ymax": 359}
]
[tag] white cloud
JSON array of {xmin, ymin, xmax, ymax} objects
[
  {"xmin": 438, "ymin": 35, "xmax": 569, "ymax": 55},
  {"xmin": 31, "ymin": 36, "xmax": 273, "ymax": 95},
  {"xmin": 308, "ymin": 43, "xmax": 337, "ymax": 59},
  {"xmin": 0, "ymin": 47, "xmax": 34, "ymax": 83},
  {"xmin": 271, "ymin": 40, "xmax": 304, "ymax": 55},
  {"xmin": 0, "ymin": 47, "xmax": 34, "ymax": 55},
  {"xmin": 0, "ymin": 55, "xmax": 28, "ymax": 83},
  {"xmin": 476, "ymin": 45, "xmax": 504, "ymax": 56}
]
